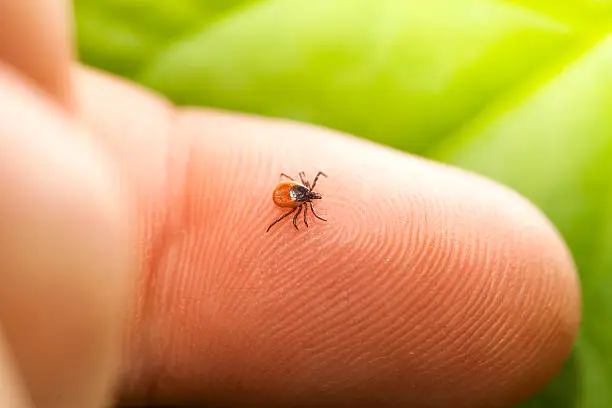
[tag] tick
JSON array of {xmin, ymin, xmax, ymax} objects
[{"xmin": 266, "ymin": 171, "xmax": 328, "ymax": 232}]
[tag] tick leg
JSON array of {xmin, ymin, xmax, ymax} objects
[
  {"xmin": 266, "ymin": 207, "xmax": 296, "ymax": 232},
  {"xmin": 299, "ymin": 171, "xmax": 310, "ymax": 188},
  {"xmin": 311, "ymin": 171, "xmax": 327, "ymax": 190},
  {"xmin": 293, "ymin": 205, "xmax": 303, "ymax": 230},
  {"xmin": 310, "ymin": 201, "xmax": 327, "ymax": 222},
  {"xmin": 280, "ymin": 173, "xmax": 294, "ymax": 181},
  {"xmin": 303, "ymin": 203, "xmax": 309, "ymax": 227}
]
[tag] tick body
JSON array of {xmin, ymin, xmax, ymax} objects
[{"xmin": 266, "ymin": 171, "xmax": 327, "ymax": 232}]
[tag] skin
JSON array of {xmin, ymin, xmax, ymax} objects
[{"xmin": 0, "ymin": 1, "xmax": 581, "ymax": 407}]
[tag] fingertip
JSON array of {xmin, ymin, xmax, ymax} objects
[
  {"xmin": 0, "ymin": 0, "xmax": 74, "ymax": 108},
  {"xmin": 145, "ymin": 109, "xmax": 580, "ymax": 406}
]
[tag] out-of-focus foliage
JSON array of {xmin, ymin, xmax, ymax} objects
[{"xmin": 74, "ymin": 0, "xmax": 612, "ymax": 406}]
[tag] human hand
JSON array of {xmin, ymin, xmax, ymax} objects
[{"xmin": 0, "ymin": 1, "xmax": 580, "ymax": 407}]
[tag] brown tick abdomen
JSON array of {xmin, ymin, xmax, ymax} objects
[{"xmin": 272, "ymin": 181, "xmax": 300, "ymax": 208}]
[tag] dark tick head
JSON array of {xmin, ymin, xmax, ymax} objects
[{"xmin": 290, "ymin": 184, "xmax": 322, "ymax": 202}]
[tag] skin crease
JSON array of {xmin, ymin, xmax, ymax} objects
[{"xmin": 0, "ymin": 1, "xmax": 581, "ymax": 408}]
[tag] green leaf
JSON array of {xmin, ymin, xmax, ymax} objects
[
  {"xmin": 75, "ymin": 0, "xmax": 253, "ymax": 76},
  {"xmin": 138, "ymin": 0, "xmax": 572, "ymax": 154},
  {"xmin": 73, "ymin": 0, "xmax": 612, "ymax": 406}
]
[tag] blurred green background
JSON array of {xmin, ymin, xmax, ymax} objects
[{"xmin": 74, "ymin": 0, "xmax": 612, "ymax": 406}]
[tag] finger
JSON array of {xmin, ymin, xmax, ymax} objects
[
  {"xmin": 164, "ymin": 110, "xmax": 580, "ymax": 407},
  {"xmin": 74, "ymin": 68, "xmax": 580, "ymax": 407},
  {"xmin": 0, "ymin": 65, "xmax": 132, "ymax": 408},
  {"xmin": 0, "ymin": 0, "xmax": 74, "ymax": 107}
]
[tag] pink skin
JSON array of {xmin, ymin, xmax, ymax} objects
[{"xmin": 0, "ymin": 1, "xmax": 580, "ymax": 407}]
